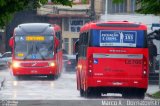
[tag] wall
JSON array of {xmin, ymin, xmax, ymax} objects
[
  {"xmin": 62, "ymin": 18, "xmax": 79, "ymax": 54},
  {"xmin": 101, "ymin": 14, "xmax": 160, "ymax": 33}
]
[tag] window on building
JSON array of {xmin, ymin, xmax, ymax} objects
[
  {"xmin": 64, "ymin": 18, "xmax": 90, "ymax": 32},
  {"xmin": 130, "ymin": 0, "xmax": 137, "ymax": 13},
  {"xmin": 64, "ymin": 38, "xmax": 69, "ymax": 54},
  {"xmin": 70, "ymin": 19, "xmax": 83, "ymax": 32},
  {"xmin": 64, "ymin": 18, "xmax": 69, "ymax": 31},
  {"xmin": 108, "ymin": 0, "xmax": 137, "ymax": 14},
  {"xmin": 108, "ymin": 0, "xmax": 127, "ymax": 13}
]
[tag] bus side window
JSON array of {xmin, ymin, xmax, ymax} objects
[
  {"xmin": 78, "ymin": 32, "xmax": 89, "ymax": 58},
  {"xmin": 78, "ymin": 34, "xmax": 83, "ymax": 57},
  {"xmin": 83, "ymin": 32, "xmax": 89, "ymax": 57},
  {"xmin": 144, "ymin": 30, "xmax": 148, "ymax": 48},
  {"xmin": 56, "ymin": 31, "xmax": 62, "ymax": 50}
]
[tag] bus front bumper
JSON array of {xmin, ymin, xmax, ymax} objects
[{"xmin": 12, "ymin": 67, "xmax": 57, "ymax": 76}]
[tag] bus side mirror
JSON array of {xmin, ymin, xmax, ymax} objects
[
  {"xmin": 74, "ymin": 40, "xmax": 79, "ymax": 53},
  {"xmin": 54, "ymin": 37, "xmax": 59, "ymax": 51},
  {"xmin": 9, "ymin": 37, "xmax": 14, "ymax": 48}
]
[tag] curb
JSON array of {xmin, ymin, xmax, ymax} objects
[
  {"xmin": 0, "ymin": 76, "xmax": 5, "ymax": 90},
  {"xmin": 146, "ymin": 93, "xmax": 153, "ymax": 98}
]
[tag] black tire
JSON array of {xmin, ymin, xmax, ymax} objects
[
  {"xmin": 84, "ymin": 88, "xmax": 93, "ymax": 98},
  {"xmin": 47, "ymin": 75, "xmax": 55, "ymax": 80},
  {"xmin": 55, "ymin": 72, "xmax": 61, "ymax": 79},
  {"xmin": 15, "ymin": 76, "xmax": 22, "ymax": 80},
  {"xmin": 122, "ymin": 92, "xmax": 131, "ymax": 98},
  {"xmin": 80, "ymin": 88, "xmax": 85, "ymax": 97},
  {"xmin": 122, "ymin": 89, "xmax": 145, "ymax": 99},
  {"xmin": 122, "ymin": 91, "xmax": 134, "ymax": 99},
  {"xmin": 135, "ymin": 90, "xmax": 145, "ymax": 99}
]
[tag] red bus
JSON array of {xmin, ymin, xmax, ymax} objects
[
  {"xmin": 76, "ymin": 21, "xmax": 149, "ymax": 98},
  {"xmin": 9, "ymin": 23, "xmax": 63, "ymax": 79}
]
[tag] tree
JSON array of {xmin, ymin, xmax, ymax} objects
[
  {"xmin": 113, "ymin": 0, "xmax": 160, "ymax": 15},
  {"xmin": 136, "ymin": 0, "xmax": 160, "ymax": 15},
  {"xmin": 0, "ymin": 0, "xmax": 72, "ymax": 28}
]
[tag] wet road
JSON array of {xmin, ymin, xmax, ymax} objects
[
  {"xmin": 0, "ymin": 67, "xmax": 152, "ymax": 100},
  {"xmin": 0, "ymin": 67, "xmax": 81, "ymax": 100}
]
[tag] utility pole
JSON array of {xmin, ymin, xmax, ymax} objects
[{"xmin": 90, "ymin": 0, "xmax": 96, "ymax": 21}]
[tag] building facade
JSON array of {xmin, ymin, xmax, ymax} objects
[
  {"xmin": 100, "ymin": 0, "xmax": 160, "ymax": 57},
  {"xmin": 100, "ymin": 0, "xmax": 160, "ymax": 32},
  {"xmin": 38, "ymin": 0, "xmax": 90, "ymax": 54}
]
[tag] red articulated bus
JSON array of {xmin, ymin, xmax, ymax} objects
[
  {"xmin": 76, "ymin": 21, "xmax": 149, "ymax": 98},
  {"xmin": 9, "ymin": 23, "xmax": 63, "ymax": 79}
]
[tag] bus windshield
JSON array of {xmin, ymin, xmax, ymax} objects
[
  {"xmin": 90, "ymin": 30, "xmax": 147, "ymax": 48},
  {"xmin": 14, "ymin": 35, "xmax": 54, "ymax": 60}
]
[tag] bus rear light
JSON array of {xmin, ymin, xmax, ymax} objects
[
  {"xmin": 89, "ymin": 70, "xmax": 92, "ymax": 73},
  {"xmin": 88, "ymin": 55, "xmax": 93, "ymax": 77},
  {"xmin": 143, "ymin": 66, "xmax": 147, "ymax": 70},
  {"xmin": 143, "ymin": 58, "xmax": 148, "ymax": 78},
  {"xmin": 144, "ymin": 61, "xmax": 147, "ymax": 65},
  {"xmin": 89, "ymin": 65, "xmax": 92, "ymax": 68},
  {"xmin": 89, "ymin": 60, "xmax": 92, "ymax": 63},
  {"xmin": 143, "ymin": 70, "xmax": 147, "ymax": 75}
]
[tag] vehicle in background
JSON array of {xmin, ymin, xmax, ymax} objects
[
  {"xmin": 0, "ymin": 53, "xmax": 2, "ymax": 57},
  {"xmin": 64, "ymin": 55, "xmax": 76, "ymax": 71},
  {"xmin": 155, "ymin": 54, "xmax": 160, "ymax": 72},
  {"xmin": 76, "ymin": 21, "xmax": 149, "ymax": 99},
  {"xmin": 9, "ymin": 23, "xmax": 63, "ymax": 79},
  {"xmin": 0, "ymin": 52, "xmax": 12, "ymax": 67}
]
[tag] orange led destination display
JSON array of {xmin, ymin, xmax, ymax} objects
[{"xmin": 26, "ymin": 36, "xmax": 45, "ymax": 41}]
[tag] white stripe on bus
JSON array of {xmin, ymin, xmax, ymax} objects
[{"xmin": 93, "ymin": 54, "xmax": 143, "ymax": 59}]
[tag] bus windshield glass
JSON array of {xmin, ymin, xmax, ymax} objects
[
  {"xmin": 90, "ymin": 30, "xmax": 147, "ymax": 48},
  {"xmin": 14, "ymin": 35, "xmax": 54, "ymax": 60}
]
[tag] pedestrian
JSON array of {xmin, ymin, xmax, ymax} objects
[{"xmin": 148, "ymin": 40, "xmax": 157, "ymax": 72}]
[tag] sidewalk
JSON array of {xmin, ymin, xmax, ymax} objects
[
  {"xmin": 0, "ymin": 75, "xmax": 5, "ymax": 90},
  {"xmin": 146, "ymin": 85, "xmax": 160, "ymax": 95}
]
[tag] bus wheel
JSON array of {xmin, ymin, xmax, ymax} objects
[
  {"xmin": 15, "ymin": 75, "xmax": 26, "ymax": 80},
  {"xmin": 136, "ymin": 93, "xmax": 145, "ymax": 99},
  {"xmin": 80, "ymin": 88, "xmax": 85, "ymax": 97},
  {"xmin": 122, "ymin": 91, "xmax": 132, "ymax": 99},
  {"xmin": 135, "ymin": 90, "xmax": 145, "ymax": 99},
  {"xmin": 47, "ymin": 75, "xmax": 55, "ymax": 80},
  {"xmin": 84, "ymin": 88, "xmax": 92, "ymax": 98}
]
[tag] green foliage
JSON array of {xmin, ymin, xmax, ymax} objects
[
  {"xmin": 82, "ymin": 0, "xmax": 87, "ymax": 4},
  {"xmin": 112, "ymin": 0, "xmax": 124, "ymax": 3},
  {"xmin": 152, "ymin": 91, "xmax": 160, "ymax": 99},
  {"xmin": 0, "ymin": 0, "xmax": 72, "ymax": 28},
  {"xmin": 136, "ymin": 0, "xmax": 160, "ymax": 15},
  {"xmin": 114, "ymin": 0, "xmax": 160, "ymax": 15}
]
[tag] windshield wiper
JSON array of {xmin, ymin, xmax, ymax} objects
[
  {"xmin": 35, "ymin": 45, "xmax": 46, "ymax": 60},
  {"xmin": 23, "ymin": 45, "xmax": 33, "ymax": 60}
]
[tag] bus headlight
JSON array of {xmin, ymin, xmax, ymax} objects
[
  {"xmin": 12, "ymin": 61, "xmax": 20, "ymax": 68},
  {"xmin": 49, "ymin": 62, "xmax": 55, "ymax": 67}
]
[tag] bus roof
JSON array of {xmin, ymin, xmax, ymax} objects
[
  {"xmin": 52, "ymin": 24, "xmax": 61, "ymax": 31},
  {"xmin": 80, "ymin": 21, "xmax": 147, "ymax": 32},
  {"xmin": 14, "ymin": 23, "xmax": 61, "ymax": 35}
]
